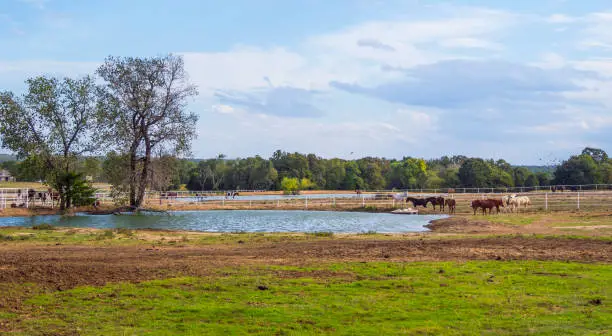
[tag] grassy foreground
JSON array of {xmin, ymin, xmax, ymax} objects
[{"xmin": 1, "ymin": 261, "xmax": 610, "ymax": 335}]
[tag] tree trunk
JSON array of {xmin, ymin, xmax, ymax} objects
[
  {"xmin": 135, "ymin": 139, "xmax": 151, "ymax": 208},
  {"xmin": 129, "ymin": 148, "xmax": 137, "ymax": 207}
]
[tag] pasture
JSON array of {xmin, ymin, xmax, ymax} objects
[{"xmin": 0, "ymin": 212, "xmax": 611, "ymax": 335}]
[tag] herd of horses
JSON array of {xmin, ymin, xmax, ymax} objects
[
  {"xmin": 403, "ymin": 194, "xmax": 531, "ymax": 215},
  {"xmin": 10, "ymin": 188, "xmax": 60, "ymax": 208}
]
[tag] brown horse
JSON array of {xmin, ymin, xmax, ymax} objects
[
  {"xmin": 487, "ymin": 198, "xmax": 504, "ymax": 214},
  {"xmin": 444, "ymin": 199, "xmax": 456, "ymax": 214},
  {"xmin": 426, "ymin": 196, "xmax": 445, "ymax": 211},
  {"xmin": 471, "ymin": 199, "xmax": 497, "ymax": 215}
]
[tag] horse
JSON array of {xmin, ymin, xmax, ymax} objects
[
  {"xmin": 161, "ymin": 192, "xmax": 178, "ymax": 200},
  {"xmin": 444, "ymin": 199, "xmax": 456, "ymax": 214},
  {"xmin": 508, "ymin": 195, "xmax": 531, "ymax": 212},
  {"xmin": 426, "ymin": 196, "xmax": 445, "ymax": 211},
  {"xmin": 552, "ymin": 185, "xmax": 566, "ymax": 192},
  {"xmin": 487, "ymin": 198, "xmax": 504, "ymax": 214},
  {"xmin": 47, "ymin": 188, "xmax": 60, "ymax": 207},
  {"xmin": 406, "ymin": 197, "xmax": 428, "ymax": 208},
  {"xmin": 471, "ymin": 199, "xmax": 497, "ymax": 215}
]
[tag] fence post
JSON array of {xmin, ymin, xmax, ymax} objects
[
  {"xmin": 362, "ymin": 196, "xmax": 365, "ymax": 208},
  {"xmin": 222, "ymin": 198, "xmax": 225, "ymax": 206},
  {"xmin": 333, "ymin": 197, "xmax": 335, "ymax": 207},
  {"xmin": 249, "ymin": 200, "xmax": 252, "ymax": 208},
  {"xmin": 305, "ymin": 197, "xmax": 308, "ymax": 209},
  {"xmin": 545, "ymin": 193, "xmax": 548, "ymax": 211},
  {"xmin": 577, "ymin": 192, "xmax": 580, "ymax": 210}
]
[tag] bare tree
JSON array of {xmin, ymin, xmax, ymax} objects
[{"xmin": 96, "ymin": 54, "xmax": 198, "ymax": 208}]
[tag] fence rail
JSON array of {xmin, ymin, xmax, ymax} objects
[{"xmin": 2, "ymin": 186, "xmax": 612, "ymax": 214}]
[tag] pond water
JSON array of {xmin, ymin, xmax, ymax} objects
[
  {"xmin": 0, "ymin": 211, "xmax": 447, "ymax": 233},
  {"xmin": 173, "ymin": 193, "xmax": 379, "ymax": 202}
]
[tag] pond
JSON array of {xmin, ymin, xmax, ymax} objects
[
  {"xmin": 0, "ymin": 211, "xmax": 447, "ymax": 233},
  {"xmin": 172, "ymin": 193, "xmax": 379, "ymax": 202}
]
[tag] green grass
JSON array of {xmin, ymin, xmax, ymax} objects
[
  {"xmin": 2, "ymin": 261, "xmax": 611, "ymax": 335},
  {"xmin": 481, "ymin": 214, "xmax": 543, "ymax": 226}
]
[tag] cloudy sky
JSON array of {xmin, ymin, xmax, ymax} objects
[{"xmin": 1, "ymin": 0, "xmax": 612, "ymax": 164}]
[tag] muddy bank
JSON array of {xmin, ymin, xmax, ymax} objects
[
  {"xmin": 0, "ymin": 236, "xmax": 610, "ymax": 290},
  {"xmin": 426, "ymin": 216, "xmax": 519, "ymax": 234}
]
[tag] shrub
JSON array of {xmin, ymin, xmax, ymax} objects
[
  {"xmin": 115, "ymin": 228, "xmax": 134, "ymax": 236},
  {"xmin": 32, "ymin": 223, "xmax": 55, "ymax": 230},
  {"xmin": 309, "ymin": 231, "xmax": 334, "ymax": 237},
  {"xmin": 96, "ymin": 230, "xmax": 115, "ymax": 240}
]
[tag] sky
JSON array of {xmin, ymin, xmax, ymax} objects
[{"xmin": 1, "ymin": 0, "xmax": 612, "ymax": 164}]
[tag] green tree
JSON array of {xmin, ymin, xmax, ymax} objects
[
  {"xmin": 524, "ymin": 174, "xmax": 539, "ymax": 187},
  {"xmin": 581, "ymin": 147, "xmax": 608, "ymax": 164},
  {"xmin": 554, "ymin": 154, "xmax": 601, "ymax": 185},
  {"xmin": 0, "ymin": 76, "xmax": 101, "ymax": 210},
  {"xmin": 388, "ymin": 158, "xmax": 427, "ymax": 189},
  {"xmin": 458, "ymin": 159, "xmax": 492, "ymax": 188},
  {"xmin": 280, "ymin": 177, "xmax": 300, "ymax": 194},
  {"xmin": 513, "ymin": 167, "xmax": 532, "ymax": 187},
  {"xmin": 536, "ymin": 172, "xmax": 553, "ymax": 186}
]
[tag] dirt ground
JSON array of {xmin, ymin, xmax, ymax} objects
[{"xmin": 0, "ymin": 236, "xmax": 610, "ymax": 291}]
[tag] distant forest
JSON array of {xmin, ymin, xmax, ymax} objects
[{"xmin": 1, "ymin": 147, "xmax": 608, "ymax": 192}]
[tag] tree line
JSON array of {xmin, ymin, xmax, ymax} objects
[{"xmin": 2, "ymin": 146, "xmax": 610, "ymax": 194}]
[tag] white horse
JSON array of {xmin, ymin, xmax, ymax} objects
[{"xmin": 508, "ymin": 195, "xmax": 531, "ymax": 212}]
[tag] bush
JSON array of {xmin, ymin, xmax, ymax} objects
[
  {"xmin": 115, "ymin": 228, "xmax": 134, "ymax": 236},
  {"xmin": 32, "ymin": 223, "xmax": 55, "ymax": 230},
  {"xmin": 96, "ymin": 230, "xmax": 115, "ymax": 240},
  {"xmin": 0, "ymin": 234, "xmax": 15, "ymax": 241},
  {"xmin": 309, "ymin": 231, "xmax": 334, "ymax": 237}
]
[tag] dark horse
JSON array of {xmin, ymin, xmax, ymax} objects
[
  {"xmin": 444, "ymin": 199, "xmax": 456, "ymax": 214},
  {"xmin": 471, "ymin": 199, "xmax": 496, "ymax": 215},
  {"xmin": 406, "ymin": 197, "xmax": 428, "ymax": 208},
  {"xmin": 487, "ymin": 198, "xmax": 504, "ymax": 214},
  {"xmin": 551, "ymin": 185, "xmax": 565, "ymax": 192},
  {"xmin": 471, "ymin": 199, "xmax": 504, "ymax": 215},
  {"xmin": 426, "ymin": 196, "xmax": 445, "ymax": 211}
]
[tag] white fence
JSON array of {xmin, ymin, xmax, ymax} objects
[
  {"xmin": 97, "ymin": 190, "xmax": 612, "ymax": 214},
  {"xmin": 2, "ymin": 187, "xmax": 612, "ymax": 214}
]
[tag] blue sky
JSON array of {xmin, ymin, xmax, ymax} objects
[{"xmin": 2, "ymin": 0, "xmax": 612, "ymax": 164}]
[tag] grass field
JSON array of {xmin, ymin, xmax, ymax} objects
[
  {"xmin": 1, "ymin": 261, "xmax": 610, "ymax": 335},
  {"xmin": 1, "ymin": 213, "xmax": 611, "ymax": 335}
]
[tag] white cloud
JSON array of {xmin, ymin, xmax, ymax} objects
[
  {"xmin": 439, "ymin": 38, "xmax": 503, "ymax": 50},
  {"xmin": 545, "ymin": 14, "xmax": 578, "ymax": 24},
  {"xmin": 580, "ymin": 12, "xmax": 612, "ymax": 50},
  {"xmin": 532, "ymin": 52, "xmax": 566, "ymax": 69}
]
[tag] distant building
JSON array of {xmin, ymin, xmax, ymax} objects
[{"xmin": 0, "ymin": 170, "xmax": 15, "ymax": 182}]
